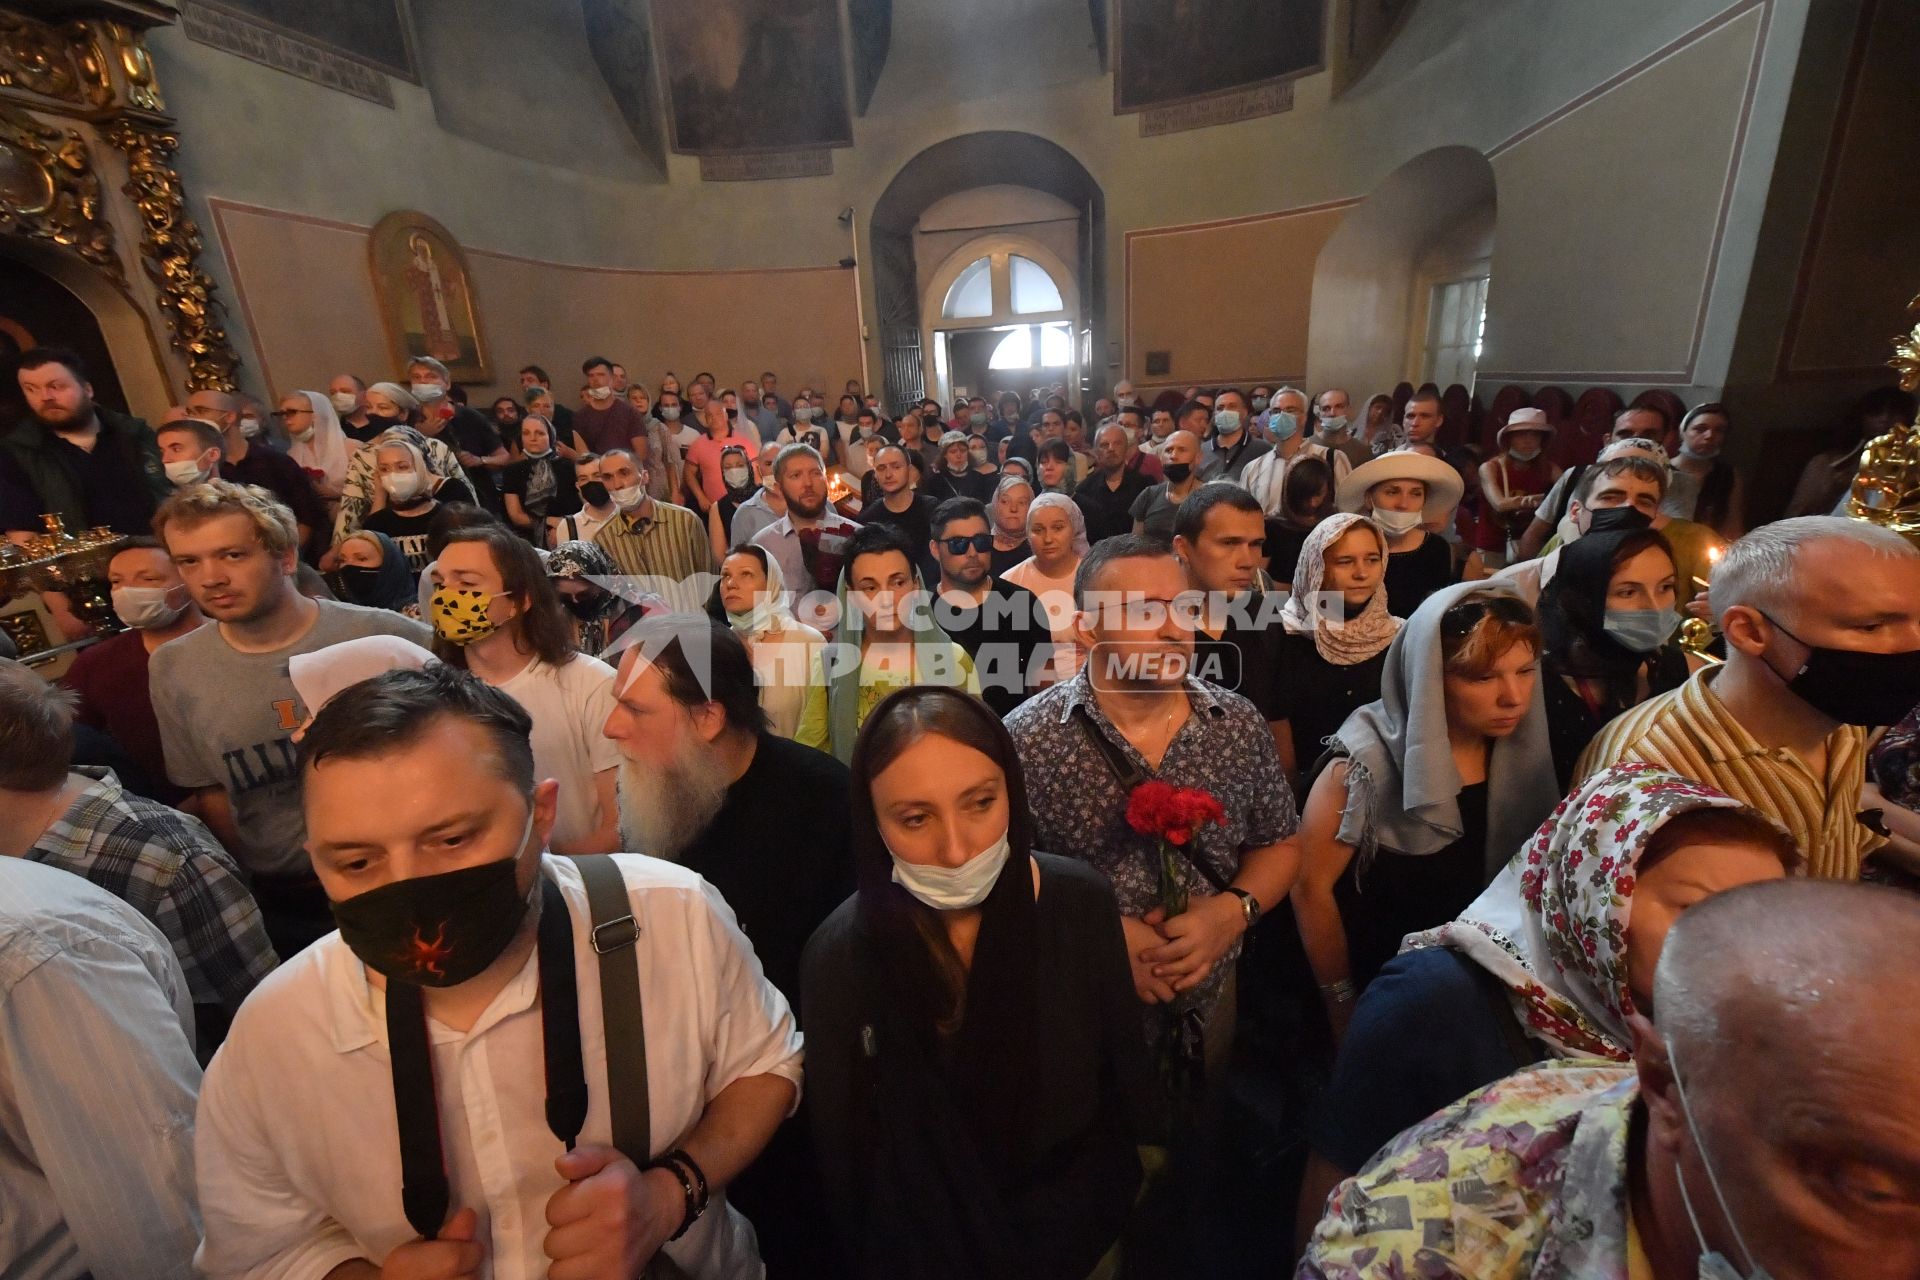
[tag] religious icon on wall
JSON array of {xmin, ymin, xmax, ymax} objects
[
  {"xmin": 367, "ymin": 211, "xmax": 490, "ymax": 383},
  {"xmin": 1111, "ymin": 0, "xmax": 1327, "ymax": 114},
  {"xmin": 191, "ymin": 0, "xmax": 416, "ymax": 80},
  {"xmin": 654, "ymin": 0, "xmax": 854, "ymax": 155}
]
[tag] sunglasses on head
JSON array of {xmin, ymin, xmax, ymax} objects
[
  {"xmin": 1440, "ymin": 593, "xmax": 1535, "ymax": 640},
  {"xmin": 940, "ymin": 533, "xmax": 994, "ymax": 555}
]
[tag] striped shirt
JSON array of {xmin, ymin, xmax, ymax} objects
[
  {"xmin": 1573, "ymin": 666, "xmax": 1881, "ymax": 880},
  {"xmin": 591, "ymin": 498, "xmax": 715, "ymax": 614}
]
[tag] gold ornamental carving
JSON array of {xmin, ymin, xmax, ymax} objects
[
  {"xmin": 103, "ymin": 115, "xmax": 240, "ymax": 391},
  {"xmin": 1847, "ymin": 294, "xmax": 1920, "ymax": 541},
  {"xmin": 0, "ymin": 102, "xmax": 120, "ymax": 279},
  {"xmin": 0, "ymin": 14, "xmax": 114, "ymax": 108}
]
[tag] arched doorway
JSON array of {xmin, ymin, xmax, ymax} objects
[
  {"xmin": 870, "ymin": 132, "xmax": 1104, "ymax": 413},
  {"xmin": 0, "ymin": 235, "xmax": 174, "ymax": 422},
  {"xmin": 920, "ymin": 235, "xmax": 1080, "ymax": 410},
  {"xmin": 0, "ymin": 254, "xmax": 131, "ymax": 427},
  {"xmin": 1305, "ymin": 146, "xmax": 1497, "ymax": 399}
]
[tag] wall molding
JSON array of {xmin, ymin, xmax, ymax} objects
[{"xmin": 1774, "ymin": 0, "xmax": 1889, "ymax": 381}]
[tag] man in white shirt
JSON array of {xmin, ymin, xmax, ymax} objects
[
  {"xmin": 1, "ymin": 856, "xmax": 202, "ymax": 1280},
  {"xmin": 194, "ymin": 665, "xmax": 802, "ymax": 1280},
  {"xmin": 1239, "ymin": 386, "xmax": 1352, "ymax": 518}
]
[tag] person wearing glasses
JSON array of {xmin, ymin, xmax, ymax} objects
[
  {"xmin": 276, "ymin": 391, "xmax": 353, "ymax": 505},
  {"xmin": 925, "ymin": 497, "xmax": 1052, "ymax": 717},
  {"xmin": 1289, "ymin": 582, "xmax": 1562, "ymax": 1041}
]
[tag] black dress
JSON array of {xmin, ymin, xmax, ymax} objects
[
  {"xmin": 801, "ymin": 854, "xmax": 1150, "ymax": 1279},
  {"xmin": 1334, "ymin": 780, "xmax": 1491, "ymax": 991},
  {"xmin": 1269, "ymin": 632, "xmax": 1388, "ymax": 771},
  {"xmin": 990, "ymin": 541, "xmax": 1029, "ymax": 577},
  {"xmin": 1383, "ymin": 533, "xmax": 1455, "ymax": 618},
  {"xmin": 1541, "ymin": 646, "xmax": 1690, "ymax": 789}
]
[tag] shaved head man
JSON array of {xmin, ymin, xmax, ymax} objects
[
  {"xmin": 1302, "ymin": 878, "xmax": 1920, "ymax": 1279},
  {"xmin": 1633, "ymin": 880, "xmax": 1920, "ymax": 1280}
]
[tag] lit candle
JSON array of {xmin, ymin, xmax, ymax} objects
[{"xmin": 1693, "ymin": 543, "xmax": 1724, "ymax": 593}]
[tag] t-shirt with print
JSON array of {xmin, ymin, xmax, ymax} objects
[
  {"xmin": 493, "ymin": 655, "xmax": 620, "ymax": 848},
  {"xmin": 149, "ymin": 599, "xmax": 432, "ymax": 877},
  {"xmin": 361, "ymin": 504, "xmax": 438, "ymax": 571}
]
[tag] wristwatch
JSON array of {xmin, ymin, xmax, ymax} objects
[{"xmin": 1226, "ymin": 886, "xmax": 1260, "ymax": 930}]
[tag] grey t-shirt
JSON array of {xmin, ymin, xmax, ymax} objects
[{"xmin": 150, "ymin": 599, "xmax": 431, "ymax": 877}]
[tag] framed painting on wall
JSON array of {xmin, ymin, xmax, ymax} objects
[
  {"xmin": 1112, "ymin": 0, "xmax": 1327, "ymax": 114},
  {"xmin": 367, "ymin": 211, "xmax": 490, "ymax": 384},
  {"xmin": 654, "ymin": 0, "xmax": 853, "ymax": 155}
]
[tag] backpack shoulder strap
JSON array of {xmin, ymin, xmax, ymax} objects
[{"xmin": 567, "ymin": 855, "xmax": 650, "ymax": 1163}]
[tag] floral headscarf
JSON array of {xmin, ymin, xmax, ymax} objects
[
  {"xmin": 1402, "ymin": 762, "xmax": 1791, "ymax": 1060},
  {"xmin": 1278, "ymin": 512, "xmax": 1400, "ymax": 666}
]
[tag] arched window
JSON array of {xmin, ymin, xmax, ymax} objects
[
  {"xmin": 1010, "ymin": 256, "xmax": 1063, "ymax": 314},
  {"xmin": 941, "ymin": 258, "xmax": 993, "ymax": 320},
  {"xmin": 988, "ymin": 323, "xmax": 1074, "ymax": 370}
]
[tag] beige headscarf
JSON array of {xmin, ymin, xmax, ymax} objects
[{"xmin": 1278, "ymin": 512, "xmax": 1401, "ymax": 665}]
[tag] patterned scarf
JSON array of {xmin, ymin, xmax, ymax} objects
[
  {"xmin": 1277, "ymin": 512, "xmax": 1400, "ymax": 666},
  {"xmin": 1403, "ymin": 763, "xmax": 1785, "ymax": 1059}
]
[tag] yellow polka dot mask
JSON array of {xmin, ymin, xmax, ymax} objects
[{"xmin": 429, "ymin": 588, "xmax": 502, "ymax": 646}]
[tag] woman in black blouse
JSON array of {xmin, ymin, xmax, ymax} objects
[
  {"xmin": 498, "ymin": 414, "xmax": 578, "ymax": 545},
  {"xmin": 1271, "ymin": 513, "xmax": 1401, "ymax": 781},
  {"xmin": 1537, "ymin": 524, "xmax": 1691, "ymax": 786},
  {"xmin": 801, "ymin": 686, "xmax": 1150, "ymax": 1279},
  {"xmin": 1333, "ymin": 449, "xmax": 1463, "ymax": 618}
]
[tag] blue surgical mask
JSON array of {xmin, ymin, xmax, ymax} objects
[
  {"xmin": 1603, "ymin": 607, "xmax": 1679, "ymax": 653},
  {"xmin": 1318, "ymin": 414, "xmax": 1350, "ymax": 437},
  {"xmin": 1251, "ymin": 396, "xmax": 1270, "ymax": 412},
  {"xmin": 1269, "ymin": 410, "xmax": 1299, "ymax": 442},
  {"xmin": 1212, "ymin": 409, "xmax": 1242, "ymax": 438},
  {"xmin": 1670, "ymin": 1038, "xmax": 1774, "ymax": 1280}
]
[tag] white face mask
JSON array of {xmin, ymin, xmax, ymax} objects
[
  {"xmin": 723, "ymin": 466, "xmax": 751, "ymax": 489},
  {"xmin": 589, "ymin": 385, "xmax": 614, "ymax": 401},
  {"xmin": 1669, "ymin": 1038, "xmax": 1774, "ymax": 1280},
  {"xmin": 1319, "ymin": 414, "xmax": 1350, "ymax": 437},
  {"xmin": 329, "ymin": 391, "xmax": 359, "ymax": 413},
  {"xmin": 112, "ymin": 584, "xmax": 188, "ymax": 630},
  {"xmin": 291, "ymin": 425, "xmax": 316, "ymax": 443},
  {"xmin": 410, "ymin": 381, "xmax": 445, "ymax": 402},
  {"xmin": 164, "ymin": 457, "xmax": 210, "ymax": 488},
  {"xmin": 1371, "ymin": 506, "xmax": 1424, "ymax": 535},
  {"xmin": 608, "ymin": 483, "xmax": 645, "ymax": 509},
  {"xmin": 382, "ymin": 472, "xmax": 424, "ymax": 503},
  {"xmin": 238, "ymin": 416, "xmax": 262, "ymax": 438},
  {"xmin": 888, "ymin": 829, "xmax": 1011, "ymax": 911}
]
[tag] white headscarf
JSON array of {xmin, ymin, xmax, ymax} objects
[
  {"xmin": 1027, "ymin": 491, "xmax": 1090, "ymax": 558},
  {"xmin": 288, "ymin": 634, "xmax": 437, "ymax": 722},
  {"xmin": 725, "ymin": 546, "xmax": 799, "ymax": 639},
  {"xmin": 288, "ymin": 390, "xmax": 352, "ymax": 498}
]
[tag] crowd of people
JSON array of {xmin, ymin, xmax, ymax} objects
[{"xmin": 4, "ymin": 339, "xmax": 1920, "ymax": 1279}]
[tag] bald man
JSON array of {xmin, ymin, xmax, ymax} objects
[{"xmin": 1299, "ymin": 879, "xmax": 1920, "ymax": 1280}]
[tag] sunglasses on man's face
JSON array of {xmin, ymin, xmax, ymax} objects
[{"xmin": 941, "ymin": 533, "xmax": 994, "ymax": 555}]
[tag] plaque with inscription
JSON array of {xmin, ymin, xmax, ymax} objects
[
  {"xmin": 698, "ymin": 150, "xmax": 834, "ymax": 182},
  {"xmin": 179, "ymin": 2, "xmax": 395, "ymax": 106}
]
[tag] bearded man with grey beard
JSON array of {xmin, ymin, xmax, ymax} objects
[
  {"xmin": 603, "ymin": 615, "xmax": 855, "ymax": 1275},
  {"xmin": 603, "ymin": 614, "xmax": 853, "ymax": 1007}
]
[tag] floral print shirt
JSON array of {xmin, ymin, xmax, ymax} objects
[
  {"xmin": 1006, "ymin": 667, "xmax": 1297, "ymax": 1022},
  {"xmin": 1298, "ymin": 1060, "xmax": 1637, "ymax": 1280}
]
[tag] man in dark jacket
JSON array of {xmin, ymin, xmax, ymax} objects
[{"xmin": 2, "ymin": 346, "xmax": 168, "ymax": 538}]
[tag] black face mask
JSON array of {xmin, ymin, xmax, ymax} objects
[
  {"xmin": 562, "ymin": 590, "xmax": 605, "ymax": 621},
  {"xmin": 1582, "ymin": 504, "xmax": 1655, "ymax": 536},
  {"xmin": 365, "ymin": 413, "xmax": 403, "ymax": 431},
  {"xmin": 1759, "ymin": 613, "xmax": 1920, "ymax": 727},
  {"xmin": 330, "ymin": 850, "xmax": 531, "ymax": 987},
  {"xmin": 1163, "ymin": 462, "xmax": 1193, "ymax": 483},
  {"xmin": 338, "ymin": 565, "xmax": 383, "ymax": 604},
  {"xmin": 578, "ymin": 480, "xmax": 610, "ymax": 508}
]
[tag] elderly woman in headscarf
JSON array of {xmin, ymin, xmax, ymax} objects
[
  {"xmin": 1293, "ymin": 763, "xmax": 1799, "ymax": 1237},
  {"xmin": 546, "ymin": 539, "xmax": 653, "ymax": 659},
  {"xmin": 500, "ymin": 413, "xmax": 580, "ymax": 544},
  {"xmin": 1002, "ymin": 491, "xmax": 1088, "ymax": 682},
  {"xmin": 989, "ymin": 473, "xmax": 1034, "ymax": 576},
  {"xmin": 795, "ymin": 523, "xmax": 979, "ymax": 764},
  {"xmin": 1270, "ymin": 513, "xmax": 1401, "ymax": 780},
  {"xmin": 331, "ymin": 414, "xmax": 473, "ymax": 551},
  {"xmin": 1537, "ymin": 522, "xmax": 1690, "ymax": 788},
  {"xmin": 279, "ymin": 390, "xmax": 353, "ymax": 503},
  {"xmin": 1290, "ymin": 579, "xmax": 1563, "ymax": 1041},
  {"xmin": 707, "ymin": 542, "xmax": 828, "ymax": 743},
  {"xmin": 330, "ymin": 528, "xmax": 420, "ymax": 616}
]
